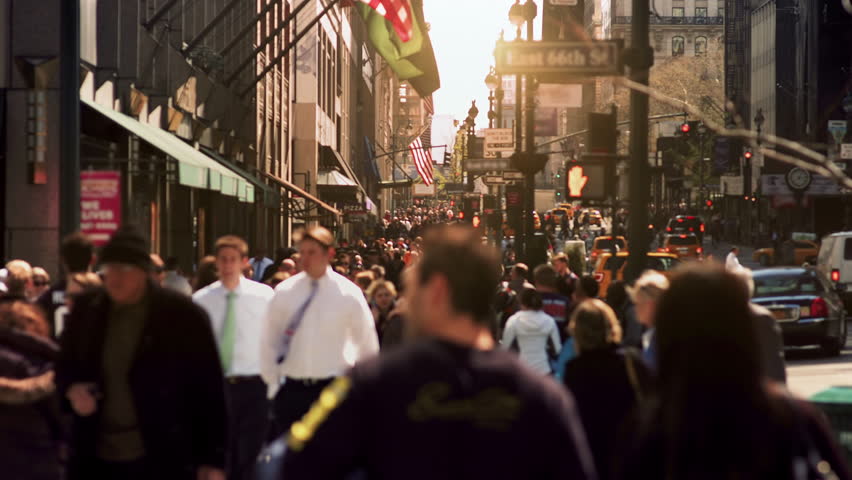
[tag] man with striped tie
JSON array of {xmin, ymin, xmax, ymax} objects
[
  {"xmin": 193, "ymin": 235, "xmax": 275, "ymax": 480},
  {"xmin": 262, "ymin": 226, "xmax": 379, "ymax": 439}
]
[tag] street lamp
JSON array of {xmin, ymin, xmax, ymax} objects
[
  {"xmin": 485, "ymin": 67, "xmax": 499, "ymax": 129},
  {"xmin": 465, "ymin": 100, "xmax": 478, "ymax": 192}
]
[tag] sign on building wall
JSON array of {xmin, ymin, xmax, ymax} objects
[{"xmin": 81, "ymin": 171, "xmax": 122, "ymax": 246}]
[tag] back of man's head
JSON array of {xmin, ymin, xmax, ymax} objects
[
  {"xmin": 164, "ymin": 256, "xmax": 181, "ymax": 272},
  {"xmin": 417, "ymin": 225, "xmax": 501, "ymax": 324},
  {"xmin": 4, "ymin": 260, "xmax": 33, "ymax": 297},
  {"xmin": 511, "ymin": 263, "xmax": 529, "ymax": 280},
  {"xmin": 533, "ymin": 264, "xmax": 558, "ymax": 291},
  {"xmin": 61, "ymin": 232, "xmax": 94, "ymax": 273},
  {"xmin": 576, "ymin": 275, "xmax": 600, "ymax": 299}
]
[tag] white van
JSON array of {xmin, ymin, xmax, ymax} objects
[{"xmin": 817, "ymin": 232, "xmax": 852, "ymax": 307}]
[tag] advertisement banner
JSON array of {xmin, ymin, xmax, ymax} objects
[{"xmin": 81, "ymin": 171, "xmax": 122, "ymax": 246}]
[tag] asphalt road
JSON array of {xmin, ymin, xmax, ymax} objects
[{"xmin": 786, "ymin": 326, "xmax": 852, "ymax": 399}]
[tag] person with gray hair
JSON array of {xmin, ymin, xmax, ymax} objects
[
  {"xmin": 731, "ymin": 267, "xmax": 787, "ymax": 383},
  {"xmin": 626, "ymin": 270, "xmax": 670, "ymax": 369},
  {"xmin": 3, "ymin": 260, "xmax": 34, "ymax": 300}
]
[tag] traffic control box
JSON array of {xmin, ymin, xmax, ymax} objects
[{"xmin": 810, "ymin": 387, "xmax": 852, "ymax": 465}]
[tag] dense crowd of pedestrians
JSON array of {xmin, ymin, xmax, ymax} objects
[{"xmin": 0, "ymin": 213, "xmax": 849, "ymax": 479}]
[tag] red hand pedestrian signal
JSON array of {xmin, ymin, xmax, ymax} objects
[{"xmin": 567, "ymin": 166, "xmax": 589, "ymax": 198}]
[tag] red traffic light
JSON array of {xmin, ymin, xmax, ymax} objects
[
  {"xmin": 472, "ymin": 216, "xmax": 481, "ymax": 228},
  {"xmin": 705, "ymin": 200, "xmax": 713, "ymax": 207},
  {"xmin": 680, "ymin": 123, "xmax": 691, "ymax": 134},
  {"xmin": 458, "ymin": 211, "xmax": 465, "ymax": 220},
  {"xmin": 450, "ymin": 200, "xmax": 455, "ymax": 207},
  {"xmin": 744, "ymin": 151, "xmax": 753, "ymax": 160}
]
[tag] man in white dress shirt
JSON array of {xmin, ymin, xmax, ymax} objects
[
  {"xmin": 262, "ymin": 226, "xmax": 379, "ymax": 438},
  {"xmin": 194, "ymin": 235, "xmax": 274, "ymax": 480}
]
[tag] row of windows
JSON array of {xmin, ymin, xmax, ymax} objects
[
  {"xmin": 671, "ymin": 36, "xmax": 708, "ymax": 56},
  {"xmin": 670, "ymin": 6, "xmax": 722, "ymax": 16}
]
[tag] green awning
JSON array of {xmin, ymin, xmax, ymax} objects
[
  {"xmin": 201, "ymin": 146, "xmax": 282, "ymax": 206},
  {"xmin": 82, "ymin": 98, "xmax": 248, "ymax": 198}
]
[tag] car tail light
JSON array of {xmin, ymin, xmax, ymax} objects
[
  {"xmin": 687, "ymin": 216, "xmax": 696, "ymax": 220},
  {"xmin": 802, "ymin": 298, "xmax": 829, "ymax": 318},
  {"xmin": 677, "ymin": 219, "xmax": 684, "ymax": 223},
  {"xmin": 697, "ymin": 247, "xmax": 703, "ymax": 254},
  {"xmin": 832, "ymin": 269, "xmax": 840, "ymax": 282},
  {"xmin": 666, "ymin": 227, "xmax": 672, "ymax": 232},
  {"xmin": 688, "ymin": 227, "xmax": 695, "ymax": 232},
  {"xmin": 594, "ymin": 272, "xmax": 604, "ymax": 283},
  {"xmin": 700, "ymin": 223, "xmax": 705, "ymax": 232}
]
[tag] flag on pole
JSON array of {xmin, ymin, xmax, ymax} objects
[
  {"xmin": 409, "ymin": 122, "xmax": 433, "ymax": 186},
  {"xmin": 355, "ymin": 0, "xmax": 414, "ymax": 42}
]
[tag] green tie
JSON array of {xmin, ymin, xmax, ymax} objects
[{"xmin": 220, "ymin": 291, "xmax": 237, "ymax": 373}]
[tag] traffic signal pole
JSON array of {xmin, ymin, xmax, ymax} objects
[{"xmin": 625, "ymin": 0, "xmax": 653, "ymax": 282}]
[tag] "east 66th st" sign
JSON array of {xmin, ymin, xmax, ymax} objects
[{"xmin": 495, "ymin": 40, "xmax": 624, "ymax": 76}]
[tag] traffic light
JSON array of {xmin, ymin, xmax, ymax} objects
[
  {"xmin": 680, "ymin": 122, "xmax": 691, "ymax": 134},
  {"xmin": 744, "ymin": 150, "xmax": 753, "ymax": 160},
  {"xmin": 678, "ymin": 120, "xmax": 700, "ymax": 137},
  {"xmin": 458, "ymin": 210, "xmax": 465, "ymax": 220},
  {"xmin": 443, "ymin": 151, "xmax": 452, "ymax": 163},
  {"xmin": 705, "ymin": 199, "xmax": 713, "ymax": 208},
  {"xmin": 472, "ymin": 215, "xmax": 481, "ymax": 229},
  {"xmin": 565, "ymin": 155, "xmax": 612, "ymax": 200},
  {"xmin": 588, "ymin": 112, "xmax": 617, "ymax": 154}
]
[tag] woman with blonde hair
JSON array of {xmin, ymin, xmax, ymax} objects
[
  {"xmin": 564, "ymin": 298, "xmax": 652, "ymax": 480},
  {"xmin": 366, "ymin": 280, "xmax": 397, "ymax": 343}
]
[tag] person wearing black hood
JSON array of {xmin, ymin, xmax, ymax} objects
[
  {"xmin": 0, "ymin": 300, "xmax": 64, "ymax": 480},
  {"xmin": 55, "ymin": 225, "xmax": 227, "ymax": 480}
]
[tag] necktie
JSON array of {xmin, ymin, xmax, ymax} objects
[
  {"xmin": 220, "ymin": 291, "xmax": 237, "ymax": 373},
  {"xmin": 277, "ymin": 279, "xmax": 319, "ymax": 364}
]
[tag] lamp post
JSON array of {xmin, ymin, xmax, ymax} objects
[
  {"xmin": 698, "ymin": 122, "xmax": 708, "ymax": 210},
  {"xmin": 749, "ymin": 108, "xmax": 764, "ymax": 242},
  {"xmin": 507, "ymin": 0, "xmax": 540, "ymax": 263},
  {"xmin": 465, "ymin": 101, "xmax": 479, "ymax": 193},
  {"xmin": 485, "ymin": 67, "xmax": 499, "ymax": 129}
]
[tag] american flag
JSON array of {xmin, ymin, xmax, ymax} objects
[
  {"xmin": 355, "ymin": 0, "xmax": 414, "ymax": 42},
  {"xmin": 409, "ymin": 121, "xmax": 433, "ymax": 186},
  {"xmin": 423, "ymin": 96, "xmax": 434, "ymax": 116}
]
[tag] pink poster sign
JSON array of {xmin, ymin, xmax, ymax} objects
[{"xmin": 80, "ymin": 171, "xmax": 122, "ymax": 246}]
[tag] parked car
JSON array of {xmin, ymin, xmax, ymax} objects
[
  {"xmin": 817, "ymin": 232, "xmax": 852, "ymax": 311},
  {"xmin": 752, "ymin": 240, "xmax": 819, "ymax": 266},
  {"xmin": 592, "ymin": 252, "xmax": 680, "ymax": 299},
  {"xmin": 661, "ymin": 234, "xmax": 703, "ymax": 260},
  {"xmin": 752, "ymin": 267, "xmax": 847, "ymax": 356},
  {"xmin": 589, "ymin": 236, "xmax": 628, "ymax": 266},
  {"xmin": 666, "ymin": 215, "xmax": 705, "ymax": 243}
]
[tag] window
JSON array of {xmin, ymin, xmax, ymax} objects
[
  {"xmin": 672, "ymin": 36, "xmax": 685, "ymax": 56},
  {"xmin": 718, "ymin": 7, "xmax": 725, "ymax": 17},
  {"xmin": 844, "ymin": 238, "xmax": 852, "ymax": 260},
  {"xmin": 695, "ymin": 7, "xmax": 707, "ymax": 16},
  {"xmin": 695, "ymin": 36, "xmax": 708, "ymax": 56},
  {"xmin": 672, "ymin": 7, "xmax": 684, "ymax": 16}
]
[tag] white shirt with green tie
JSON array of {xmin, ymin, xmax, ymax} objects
[{"xmin": 193, "ymin": 276, "xmax": 275, "ymax": 378}]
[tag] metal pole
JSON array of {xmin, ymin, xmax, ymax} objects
[
  {"xmin": 625, "ymin": 0, "xmax": 652, "ymax": 282},
  {"xmin": 60, "ymin": 0, "xmax": 80, "ymax": 242},
  {"xmin": 514, "ymin": 72, "xmax": 524, "ymax": 257},
  {"xmin": 523, "ymin": 8, "xmax": 536, "ymax": 264}
]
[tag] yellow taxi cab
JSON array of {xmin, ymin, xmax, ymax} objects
[
  {"xmin": 593, "ymin": 251, "xmax": 680, "ymax": 299},
  {"xmin": 587, "ymin": 210, "xmax": 603, "ymax": 226},
  {"xmin": 661, "ymin": 234, "xmax": 703, "ymax": 260},
  {"xmin": 752, "ymin": 240, "xmax": 819, "ymax": 266},
  {"xmin": 589, "ymin": 236, "xmax": 627, "ymax": 266}
]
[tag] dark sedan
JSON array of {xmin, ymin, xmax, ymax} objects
[{"xmin": 752, "ymin": 268, "xmax": 847, "ymax": 356}]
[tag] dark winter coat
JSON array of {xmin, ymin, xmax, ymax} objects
[
  {"xmin": 55, "ymin": 284, "xmax": 227, "ymax": 479},
  {"xmin": 0, "ymin": 327, "xmax": 64, "ymax": 480}
]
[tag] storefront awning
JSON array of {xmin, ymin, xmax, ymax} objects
[
  {"xmin": 263, "ymin": 172, "xmax": 341, "ymax": 218},
  {"xmin": 201, "ymin": 146, "xmax": 281, "ymax": 206},
  {"xmin": 317, "ymin": 170, "xmax": 358, "ymax": 187},
  {"xmin": 319, "ymin": 145, "xmax": 370, "ymax": 197},
  {"xmin": 82, "ymin": 98, "xmax": 252, "ymax": 200}
]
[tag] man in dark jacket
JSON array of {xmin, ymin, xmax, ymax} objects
[{"xmin": 56, "ymin": 226, "xmax": 227, "ymax": 480}]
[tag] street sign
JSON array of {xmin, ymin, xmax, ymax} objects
[
  {"xmin": 443, "ymin": 182, "xmax": 466, "ymax": 193},
  {"xmin": 828, "ymin": 120, "xmax": 848, "ymax": 144},
  {"xmin": 484, "ymin": 128, "xmax": 515, "ymax": 158},
  {"xmin": 465, "ymin": 157, "xmax": 512, "ymax": 173},
  {"xmin": 503, "ymin": 170, "xmax": 524, "ymax": 180},
  {"xmin": 762, "ymin": 174, "xmax": 841, "ymax": 196},
  {"xmin": 495, "ymin": 40, "xmax": 624, "ymax": 76},
  {"xmin": 484, "ymin": 174, "xmax": 507, "ymax": 185},
  {"xmin": 842, "ymin": 143, "xmax": 852, "ymax": 160}
]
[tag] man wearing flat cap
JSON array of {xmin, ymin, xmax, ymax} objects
[
  {"xmin": 262, "ymin": 225, "xmax": 379, "ymax": 439},
  {"xmin": 56, "ymin": 225, "xmax": 227, "ymax": 480}
]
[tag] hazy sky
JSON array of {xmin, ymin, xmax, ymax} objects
[{"xmin": 424, "ymin": 0, "xmax": 541, "ymax": 123}]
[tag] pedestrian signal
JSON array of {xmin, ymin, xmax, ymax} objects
[
  {"xmin": 566, "ymin": 154, "xmax": 612, "ymax": 201},
  {"xmin": 567, "ymin": 166, "xmax": 589, "ymax": 198}
]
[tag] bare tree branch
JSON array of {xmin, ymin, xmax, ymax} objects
[{"xmin": 615, "ymin": 76, "xmax": 852, "ymax": 190}]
